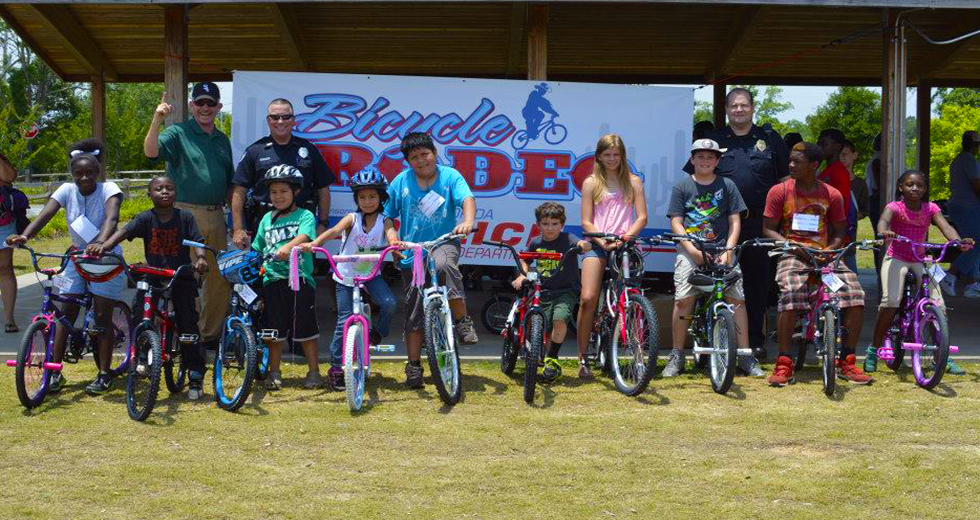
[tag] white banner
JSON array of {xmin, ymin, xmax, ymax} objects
[{"xmin": 231, "ymin": 71, "xmax": 692, "ymax": 271}]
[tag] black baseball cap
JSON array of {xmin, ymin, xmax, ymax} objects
[{"xmin": 191, "ymin": 82, "xmax": 220, "ymax": 102}]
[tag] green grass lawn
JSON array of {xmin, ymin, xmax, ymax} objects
[{"xmin": 1, "ymin": 362, "xmax": 978, "ymax": 519}]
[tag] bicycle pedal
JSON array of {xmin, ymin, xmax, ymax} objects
[
  {"xmin": 85, "ymin": 327, "xmax": 105, "ymax": 337},
  {"xmin": 256, "ymin": 329, "xmax": 280, "ymax": 340},
  {"xmin": 371, "ymin": 344, "xmax": 396, "ymax": 353},
  {"xmin": 178, "ymin": 334, "xmax": 199, "ymax": 344}
]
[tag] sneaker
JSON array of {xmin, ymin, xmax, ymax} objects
[
  {"xmin": 578, "ymin": 360, "xmax": 593, "ymax": 379},
  {"xmin": 964, "ymin": 282, "xmax": 980, "ymax": 298},
  {"xmin": 264, "ymin": 370, "xmax": 283, "ymax": 391},
  {"xmin": 48, "ymin": 373, "xmax": 66, "ymax": 394},
  {"xmin": 187, "ymin": 371, "xmax": 204, "ymax": 400},
  {"xmin": 837, "ymin": 354, "xmax": 873, "ymax": 384},
  {"xmin": 454, "ymin": 315, "xmax": 479, "ymax": 345},
  {"xmin": 737, "ymin": 355, "xmax": 765, "ymax": 377},
  {"xmin": 661, "ymin": 350, "xmax": 685, "ymax": 377},
  {"xmin": 541, "ymin": 357, "xmax": 562, "ymax": 384},
  {"xmin": 768, "ymin": 355, "xmax": 795, "ymax": 387},
  {"xmin": 305, "ymin": 370, "xmax": 325, "ymax": 390},
  {"xmin": 85, "ymin": 372, "xmax": 112, "ymax": 395},
  {"xmin": 939, "ymin": 273, "xmax": 958, "ymax": 297},
  {"xmin": 863, "ymin": 345, "xmax": 878, "ymax": 373},
  {"xmin": 326, "ymin": 366, "xmax": 343, "ymax": 390},
  {"xmin": 946, "ymin": 359, "xmax": 966, "ymax": 376},
  {"xmin": 405, "ymin": 362, "xmax": 424, "ymax": 389}
]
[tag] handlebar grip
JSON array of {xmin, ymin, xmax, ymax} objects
[
  {"xmin": 182, "ymin": 239, "xmax": 206, "ymax": 248},
  {"xmin": 581, "ymin": 232, "xmax": 607, "ymax": 239},
  {"xmin": 484, "ymin": 240, "xmax": 509, "ymax": 248}
]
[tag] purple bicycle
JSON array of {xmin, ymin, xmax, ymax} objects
[{"xmin": 876, "ymin": 236, "xmax": 965, "ymax": 389}]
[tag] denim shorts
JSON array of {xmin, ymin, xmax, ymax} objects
[{"xmin": 60, "ymin": 263, "xmax": 126, "ymax": 300}]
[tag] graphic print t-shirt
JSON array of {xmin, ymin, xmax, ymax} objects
[
  {"xmin": 251, "ymin": 207, "xmax": 317, "ymax": 286},
  {"xmin": 763, "ymin": 179, "xmax": 846, "ymax": 249},
  {"xmin": 526, "ymin": 232, "xmax": 580, "ymax": 292},
  {"xmin": 667, "ymin": 175, "xmax": 745, "ymax": 247},
  {"xmin": 124, "ymin": 209, "xmax": 204, "ymax": 282}
]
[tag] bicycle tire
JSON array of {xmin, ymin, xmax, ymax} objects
[
  {"xmin": 610, "ymin": 293, "xmax": 658, "ymax": 396},
  {"xmin": 254, "ymin": 340, "xmax": 271, "ymax": 381},
  {"xmin": 15, "ymin": 319, "xmax": 53, "ymax": 409},
  {"xmin": 163, "ymin": 327, "xmax": 186, "ymax": 394},
  {"xmin": 793, "ymin": 335, "xmax": 808, "ymax": 372},
  {"xmin": 214, "ymin": 320, "xmax": 256, "ymax": 412},
  {"xmin": 511, "ymin": 130, "xmax": 530, "ymax": 150},
  {"xmin": 911, "ymin": 304, "xmax": 949, "ymax": 390},
  {"xmin": 424, "ymin": 298, "xmax": 462, "ymax": 405},
  {"xmin": 481, "ymin": 295, "xmax": 514, "ymax": 336},
  {"xmin": 500, "ymin": 327, "xmax": 519, "ymax": 375},
  {"xmin": 344, "ymin": 323, "xmax": 367, "ymax": 411},
  {"xmin": 127, "ymin": 328, "xmax": 162, "ymax": 422},
  {"xmin": 821, "ymin": 309, "xmax": 837, "ymax": 397},
  {"xmin": 710, "ymin": 307, "xmax": 738, "ymax": 395},
  {"xmin": 544, "ymin": 123, "xmax": 568, "ymax": 145},
  {"xmin": 523, "ymin": 313, "xmax": 544, "ymax": 404},
  {"xmin": 591, "ymin": 313, "xmax": 613, "ymax": 374},
  {"xmin": 107, "ymin": 301, "xmax": 133, "ymax": 377},
  {"xmin": 883, "ymin": 328, "xmax": 905, "ymax": 371}
]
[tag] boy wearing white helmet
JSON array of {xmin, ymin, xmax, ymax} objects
[{"xmin": 251, "ymin": 164, "xmax": 320, "ymax": 390}]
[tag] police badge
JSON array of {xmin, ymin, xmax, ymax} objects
[
  {"xmin": 298, "ymin": 147, "xmax": 309, "ymax": 159},
  {"xmin": 755, "ymin": 139, "xmax": 767, "ymax": 152}
]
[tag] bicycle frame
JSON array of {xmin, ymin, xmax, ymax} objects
[{"xmin": 131, "ymin": 266, "xmax": 184, "ymax": 365}]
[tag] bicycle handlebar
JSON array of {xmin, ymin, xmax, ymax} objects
[
  {"xmin": 289, "ymin": 244, "xmax": 406, "ymax": 291},
  {"xmin": 874, "ymin": 234, "xmax": 970, "ymax": 264},
  {"xmin": 14, "ymin": 244, "xmax": 72, "ymax": 276},
  {"xmin": 658, "ymin": 233, "xmax": 770, "ymax": 266},
  {"xmin": 484, "ymin": 240, "xmax": 582, "ymax": 277},
  {"xmin": 763, "ymin": 239, "xmax": 882, "ymax": 271}
]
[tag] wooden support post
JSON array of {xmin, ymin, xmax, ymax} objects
[
  {"xmin": 164, "ymin": 4, "xmax": 189, "ymax": 126},
  {"xmin": 527, "ymin": 4, "xmax": 548, "ymax": 81},
  {"xmin": 881, "ymin": 8, "xmax": 906, "ymax": 210},
  {"xmin": 91, "ymin": 73, "xmax": 107, "ymax": 180},
  {"xmin": 713, "ymin": 82, "xmax": 726, "ymax": 130},
  {"xmin": 917, "ymin": 80, "xmax": 931, "ymax": 177}
]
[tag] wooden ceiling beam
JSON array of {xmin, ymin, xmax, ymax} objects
[
  {"xmin": 911, "ymin": 20, "xmax": 979, "ymax": 80},
  {"xmin": 0, "ymin": 5, "xmax": 68, "ymax": 80},
  {"xmin": 271, "ymin": 3, "xmax": 310, "ymax": 71},
  {"xmin": 505, "ymin": 2, "xmax": 527, "ymax": 79},
  {"xmin": 706, "ymin": 6, "xmax": 763, "ymax": 80},
  {"xmin": 26, "ymin": 4, "xmax": 118, "ymax": 81}
]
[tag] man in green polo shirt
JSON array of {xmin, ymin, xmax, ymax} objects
[{"xmin": 143, "ymin": 81, "xmax": 233, "ymax": 353}]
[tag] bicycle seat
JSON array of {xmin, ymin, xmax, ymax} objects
[
  {"xmin": 73, "ymin": 255, "xmax": 125, "ymax": 282},
  {"xmin": 688, "ymin": 266, "xmax": 740, "ymax": 290}
]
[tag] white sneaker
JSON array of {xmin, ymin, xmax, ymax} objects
[
  {"xmin": 964, "ymin": 282, "xmax": 980, "ymax": 298},
  {"xmin": 939, "ymin": 273, "xmax": 958, "ymax": 297}
]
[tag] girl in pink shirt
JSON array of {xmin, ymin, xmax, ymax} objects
[
  {"xmin": 576, "ymin": 134, "xmax": 648, "ymax": 378},
  {"xmin": 866, "ymin": 170, "xmax": 973, "ymax": 373}
]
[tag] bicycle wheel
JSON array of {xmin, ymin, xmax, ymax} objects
[
  {"xmin": 820, "ymin": 309, "xmax": 837, "ymax": 397},
  {"xmin": 610, "ymin": 293, "xmax": 658, "ymax": 396},
  {"xmin": 523, "ymin": 313, "xmax": 544, "ymax": 404},
  {"xmin": 883, "ymin": 327, "xmax": 905, "ymax": 372},
  {"xmin": 163, "ymin": 327, "xmax": 186, "ymax": 394},
  {"xmin": 127, "ymin": 328, "xmax": 162, "ymax": 421},
  {"xmin": 500, "ymin": 326, "xmax": 519, "ymax": 375},
  {"xmin": 511, "ymin": 130, "xmax": 530, "ymax": 150},
  {"xmin": 710, "ymin": 307, "xmax": 738, "ymax": 395},
  {"xmin": 424, "ymin": 299, "xmax": 462, "ymax": 405},
  {"xmin": 481, "ymin": 295, "xmax": 514, "ymax": 336},
  {"xmin": 107, "ymin": 301, "xmax": 133, "ymax": 377},
  {"xmin": 911, "ymin": 304, "xmax": 949, "ymax": 389},
  {"xmin": 14, "ymin": 319, "xmax": 53, "ymax": 409},
  {"xmin": 254, "ymin": 341, "xmax": 270, "ymax": 381},
  {"xmin": 590, "ymin": 313, "xmax": 613, "ymax": 373},
  {"xmin": 544, "ymin": 123, "xmax": 568, "ymax": 145},
  {"xmin": 214, "ymin": 320, "xmax": 256, "ymax": 412},
  {"xmin": 344, "ymin": 323, "xmax": 367, "ymax": 411}
]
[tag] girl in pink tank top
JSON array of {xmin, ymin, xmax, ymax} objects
[{"xmin": 575, "ymin": 134, "xmax": 649, "ymax": 377}]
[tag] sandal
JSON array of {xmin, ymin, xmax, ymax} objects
[{"xmin": 5, "ymin": 323, "xmax": 18, "ymax": 333}]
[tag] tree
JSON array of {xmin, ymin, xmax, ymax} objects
[
  {"xmin": 933, "ymin": 87, "xmax": 980, "ymax": 112},
  {"xmin": 695, "ymin": 85, "xmax": 800, "ymax": 136},
  {"xmin": 928, "ymin": 104, "xmax": 980, "ymax": 200},
  {"xmin": 693, "ymin": 99, "xmax": 712, "ymax": 128},
  {"xmin": 805, "ymin": 87, "xmax": 882, "ymax": 175}
]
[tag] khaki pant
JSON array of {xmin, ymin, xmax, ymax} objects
[
  {"xmin": 879, "ymin": 255, "xmax": 944, "ymax": 309},
  {"xmin": 175, "ymin": 202, "xmax": 230, "ymax": 341}
]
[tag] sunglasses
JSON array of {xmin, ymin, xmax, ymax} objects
[
  {"xmin": 193, "ymin": 98, "xmax": 218, "ymax": 108},
  {"xmin": 267, "ymin": 114, "xmax": 294, "ymax": 122}
]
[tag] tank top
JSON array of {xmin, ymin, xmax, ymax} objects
[
  {"xmin": 594, "ymin": 188, "xmax": 634, "ymax": 235},
  {"xmin": 334, "ymin": 212, "xmax": 387, "ymax": 286}
]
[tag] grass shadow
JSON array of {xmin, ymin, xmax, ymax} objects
[
  {"xmin": 720, "ymin": 382, "xmax": 747, "ymax": 400},
  {"xmin": 527, "ymin": 384, "xmax": 556, "ymax": 409},
  {"xmin": 928, "ymin": 382, "xmax": 957, "ymax": 398}
]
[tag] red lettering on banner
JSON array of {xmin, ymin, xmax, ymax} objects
[
  {"xmin": 316, "ymin": 144, "xmax": 373, "ymax": 186},
  {"xmin": 516, "ymin": 151, "xmax": 571, "ymax": 196},
  {"xmin": 526, "ymin": 223, "xmax": 541, "ymax": 246},
  {"xmin": 468, "ymin": 221, "xmax": 489, "ymax": 246},
  {"xmin": 571, "ymin": 155, "xmax": 595, "ymax": 194},
  {"xmin": 446, "ymin": 148, "xmax": 514, "ymax": 193},
  {"xmin": 490, "ymin": 222, "xmax": 524, "ymax": 246},
  {"xmin": 377, "ymin": 154, "xmax": 405, "ymax": 181}
]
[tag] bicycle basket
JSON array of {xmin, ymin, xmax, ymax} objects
[
  {"xmin": 217, "ymin": 248, "xmax": 263, "ymax": 285},
  {"xmin": 73, "ymin": 255, "xmax": 125, "ymax": 283}
]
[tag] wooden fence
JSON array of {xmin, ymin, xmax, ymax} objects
[{"xmin": 22, "ymin": 171, "xmax": 163, "ymax": 202}]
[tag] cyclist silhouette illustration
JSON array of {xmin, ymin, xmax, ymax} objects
[{"xmin": 513, "ymin": 82, "xmax": 568, "ymax": 150}]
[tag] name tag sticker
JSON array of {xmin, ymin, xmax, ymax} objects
[
  {"xmin": 235, "ymin": 283, "xmax": 258, "ymax": 304},
  {"xmin": 53, "ymin": 274, "xmax": 74, "ymax": 293},
  {"xmin": 791, "ymin": 213, "xmax": 820, "ymax": 233},
  {"xmin": 419, "ymin": 191, "xmax": 445, "ymax": 218},
  {"xmin": 70, "ymin": 215, "xmax": 100, "ymax": 243},
  {"xmin": 928, "ymin": 263, "xmax": 947, "ymax": 283},
  {"xmin": 822, "ymin": 272, "xmax": 844, "ymax": 292}
]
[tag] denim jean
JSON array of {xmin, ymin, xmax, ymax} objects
[
  {"xmin": 949, "ymin": 203, "xmax": 980, "ymax": 279},
  {"xmin": 329, "ymin": 277, "xmax": 396, "ymax": 367}
]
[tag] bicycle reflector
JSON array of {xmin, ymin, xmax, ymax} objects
[
  {"xmin": 73, "ymin": 255, "xmax": 125, "ymax": 282},
  {"xmin": 217, "ymin": 248, "xmax": 262, "ymax": 285}
]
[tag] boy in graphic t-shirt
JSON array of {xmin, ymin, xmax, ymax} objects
[
  {"xmin": 762, "ymin": 142, "xmax": 870, "ymax": 387},
  {"xmin": 89, "ymin": 176, "xmax": 210, "ymax": 399}
]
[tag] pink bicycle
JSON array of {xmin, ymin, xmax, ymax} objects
[
  {"xmin": 289, "ymin": 245, "xmax": 401, "ymax": 411},
  {"xmin": 876, "ymin": 236, "xmax": 966, "ymax": 389}
]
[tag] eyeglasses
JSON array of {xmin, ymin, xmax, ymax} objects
[
  {"xmin": 193, "ymin": 98, "xmax": 218, "ymax": 108},
  {"xmin": 267, "ymin": 114, "xmax": 294, "ymax": 122}
]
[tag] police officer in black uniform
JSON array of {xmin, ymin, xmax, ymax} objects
[
  {"xmin": 684, "ymin": 87, "xmax": 788, "ymax": 373},
  {"xmin": 231, "ymin": 98, "xmax": 335, "ymax": 249}
]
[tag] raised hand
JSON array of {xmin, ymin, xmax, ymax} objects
[{"xmin": 154, "ymin": 91, "xmax": 173, "ymax": 120}]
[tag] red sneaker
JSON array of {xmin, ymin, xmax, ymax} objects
[
  {"xmin": 768, "ymin": 355, "xmax": 795, "ymax": 387},
  {"xmin": 837, "ymin": 354, "xmax": 873, "ymax": 384}
]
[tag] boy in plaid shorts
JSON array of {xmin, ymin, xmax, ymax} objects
[{"xmin": 762, "ymin": 141, "xmax": 871, "ymax": 387}]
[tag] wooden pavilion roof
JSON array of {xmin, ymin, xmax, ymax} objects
[{"xmin": 1, "ymin": 1, "xmax": 979, "ymax": 86}]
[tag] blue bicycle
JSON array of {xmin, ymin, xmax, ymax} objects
[{"xmin": 511, "ymin": 117, "xmax": 568, "ymax": 150}]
